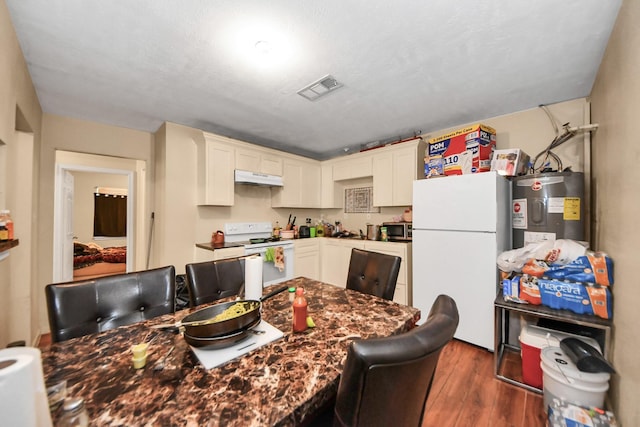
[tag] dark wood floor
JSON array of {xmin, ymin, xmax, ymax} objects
[
  {"xmin": 423, "ymin": 339, "xmax": 546, "ymax": 427},
  {"xmin": 38, "ymin": 334, "xmax": 546, "ymax": 426}
]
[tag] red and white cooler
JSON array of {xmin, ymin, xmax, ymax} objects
[{"xmin": 519, "ymin": 323, "xmax": 601, "ymax": 389}]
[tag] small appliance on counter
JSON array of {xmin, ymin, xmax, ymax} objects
[
  {"xmin": 381, "ymin": 222, "xmax": 412, "ymax": 242},
  {"xmin": 366, "ymin": 224, "xmax": 380, "ymax": 241},
  {"xmin": 211, "ymin": 230, "xmax": 225, "ymax": 247}
]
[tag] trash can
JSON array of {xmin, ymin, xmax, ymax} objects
[{"xmin": 540, "ymin": 346, "xmax": 610, "ymax": 411}]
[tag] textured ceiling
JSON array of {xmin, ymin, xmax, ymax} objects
[{"xmin": 6, "ymin": 0, "xmax": 622, "ymax": 160}]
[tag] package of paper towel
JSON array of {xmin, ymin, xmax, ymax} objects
[{"xmin": 0, "ymin": 346, "xmax": 52, "ymax": 426}]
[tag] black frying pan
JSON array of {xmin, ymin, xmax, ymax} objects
[
  {"xmin": 183, "ymin": 317, "xmax": 263, "ymax": 349},
  {"xmin": 152, "ymin": 285, "xmax": 288, "ymax": 338}
]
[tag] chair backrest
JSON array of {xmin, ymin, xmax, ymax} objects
[
  {"xmin": 334, "ymin": 294, "xmax": 459, "ymax": 427},
  {"xmin": 346, "ymin": 248, "xmax": 401, "ymax": 301},
  {"xmin": 184, "ymin": 257, "xmax": 245, "ymax": 307},
  {"xmin": 45, "ymin": 265, "xmax": 176, "ymax": 343}
]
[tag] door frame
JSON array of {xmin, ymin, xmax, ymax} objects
[{"xmin": 53, "ymin": 151, "xmax": 146, "ymax": 283}]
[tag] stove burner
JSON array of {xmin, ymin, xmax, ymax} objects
[{"xmin": 249, "ymin": 237, "xmax": 281, "ymax": 244}]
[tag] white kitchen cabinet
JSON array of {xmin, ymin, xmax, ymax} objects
[
  {"xmin": 332, "ymin": 154, "xmax": 373, "ymax": 181},
  {"xmin": 197, "ymin": 135, "xmax": 235, "ymax": 206},
  {"xmin": 320, "ymin": 162, "xmax": 342, "ymax": 208},
  {"xmin": 293, "ymin": 239, "xmax": 321, "ymax": 280},
  {"xmin": 320, "ymin": 239, "xmax": 365, "ymax": 288},
  {"xmin": 271, "ymin": 158, "xmax": 321, "ymax": 208},
  {"xmin": 194, "ymin": 245, "xmax": 245, "ymax": 262},
  {"xmin": 363, "ymin": 241, "xmax": 412, "ymax": 306},
  {"xmin": 236, "ymin": 148, "xmax": 283, "ymax": 176},
  {"xmin": 372, "ymin": 139, "xmax": 426, "ymax": 207},
  {"xmin": 318, "ymin": 238, "xmax": 412, "ymax": 305}
]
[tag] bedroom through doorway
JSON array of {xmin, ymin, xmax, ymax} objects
[
  {"xmin": 71, "ymin": 171, "xmax": 128, "ymax": 280},
  {"xmin": 53, "ymin": 151, "xmax": 147, "ymax": 283}
]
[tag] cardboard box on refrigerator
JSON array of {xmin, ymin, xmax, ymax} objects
[
  {"xmin": 490, "ymin": 148, "xmax": 530, "ymax": 176},
  {"xmin": 427, "ymin": 123, "xmax": 496, "ymax": 176}
]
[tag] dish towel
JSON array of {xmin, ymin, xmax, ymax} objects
[{"xmin": 264, "ymin": 247, "xmax": 285, "ymax": 272}]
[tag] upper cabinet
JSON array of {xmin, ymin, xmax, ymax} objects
[
  {"xmin": 320, "ymin": 163, "xmax": 342, "ymax": 209},
  {"xmin": 332, "ymin": 154, "xmax": 372, "ymax": 181},
  {"xmin": 196, "ymin": 134, "xmax": 235, "ymax": 206},
  {"xmin": 236, "ymin": 148, "xmax": 283, "ymax": 176},
  {"xmin": 271, "ymin": 157, "xmax": 321, "ymax": 208},
  {"xmin": 372, "ymin": 139, "xmax": 426, "ymax": 206}
]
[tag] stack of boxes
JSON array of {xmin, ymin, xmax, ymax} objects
[{"xmin": 425, "ymin": 123, "xmax": 496, "ymax": 177}]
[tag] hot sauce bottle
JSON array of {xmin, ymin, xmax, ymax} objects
[{"xmin": 292, "ymin": 287, "xmax": 308, "ymax": 332}]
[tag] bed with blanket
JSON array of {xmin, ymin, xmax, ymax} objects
[{"xmin": 73, "ymin": 242, "xmax": 127, "ymax": 279}]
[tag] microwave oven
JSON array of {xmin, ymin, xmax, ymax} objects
[{"xmin": 382, "ymin": 222, "xmax": 412, "ymax": 241}]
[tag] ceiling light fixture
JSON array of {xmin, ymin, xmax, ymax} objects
[
  {"xmin": 254, "ymin": 40, "xmax": 271, "ymax": 55},
  {"xmin": 297, "ymin": 75, "xmax": 344, "ymax": 101}
]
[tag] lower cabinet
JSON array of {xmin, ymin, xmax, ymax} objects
[
  {"xmin": 320, "ymin": 239, "xmax": 365, "ymax": 288},
  {"xmin": 194, "ymin": 245, "xmax": 245, "ymax": 263},
  {"xmin": 362, "ymin": 241, "xmax": 412, "ymax": 306},
  {"xmin": 293, "ymin": 239, "xmax": 321, "ymax": 281},
  {"xmin": 317, "ymin": 239, "xmax": 412, "ymax": 306}
]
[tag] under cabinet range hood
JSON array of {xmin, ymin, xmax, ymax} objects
[{"xmin": 234, "ymin": 169, "xmax": 283, "ymax": 187}]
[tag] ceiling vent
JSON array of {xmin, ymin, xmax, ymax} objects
[{"xmin": 297, "ymin": 75, "xmax": 343, "ymax": 101}]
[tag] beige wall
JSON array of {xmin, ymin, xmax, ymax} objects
[
  {"xmin": 38, "ymin": 114, "xmax": 154, "ymax": 332},
  {"xmin": 0, "ymin": 0, "xmax": 42, "ymax": 347},
  {"xmin": 590, "ymin": 0, "xmax": 639, "ymax": 423},
  {"xmin": 2, "ymin": 0, "xmax": 633, "ymax": 419}
]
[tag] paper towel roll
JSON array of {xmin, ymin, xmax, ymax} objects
[
  {"xmin": 245, "ymin": 256, "xmax": 263, "ymax": 300},
  {"xmin": 0, "ymin": 347, "xmax": 52, "ymax": 427}
]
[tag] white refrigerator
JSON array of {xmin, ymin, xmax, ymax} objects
[{"xmin": 412, "ymin": 171, "xmax": 511, "ymax": 351}]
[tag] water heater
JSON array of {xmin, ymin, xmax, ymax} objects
[{"xmin": 512, "ymin": 171, "xmax": 585, "ymax": 248}]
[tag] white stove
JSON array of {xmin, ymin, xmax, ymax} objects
[{"xmin": 224, "ymin": 222, "xmax": 294, "ymax": 286}]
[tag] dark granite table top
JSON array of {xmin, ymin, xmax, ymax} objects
[{"xmin": 42, "ymin": 277, "xmax": 420, "ymax": 426}]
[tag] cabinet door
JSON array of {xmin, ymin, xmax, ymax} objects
[
  {"xmin": 236, "ymin": 149, "xmax": 283, "ymax": 176},
  {"xmin": 277, "ymin": 160, "xmax": 303, "ymax": 206},
  {"xmin": 197, "ymin": 139, "xmax": 234, "ymax": 206},
  {"xmin": 294, "ymin": 240, "xmax": 320, "ymax": 280},
  {"xmin": 333, "ymin": 155, "xmax": 372, "ymax": 181},
  {"xmin": 301, "ymin": 163, "xmax": 321, "ymax": 208},
  {"xmin": 364, "ymin": 241, "xmax": 408, "ymax": 304},
  {"xmin": 320, "ymin": 240, "xmax": 365, "ymax": 288},
  {"xmin": 372, "ymin": 152, "xmax": 393, "ymax": 206},
  {"xmin": 272, "ymin": 159, "xmax": 320, "ymax": 208},
  {"xmin": 194, "ymin": 246, "xmax": 244, "ymax": 262},
  {"xmin": 392, "ymin": 146, "xmax": 418, "ymax": 206},
  {"xmin": 321, "ymin": 163, "xmax": 342, "ymax": 208},
  {"xmin": 260, "ymin": 153, "xmax": 283, "ymax": 176},
  {"xmin": 213, "ymin": 247, "xmax": 245, "ymax": 261},
  {"xmin": 236, "ymin": 149, "xmax": 261, "ymax": 173}
]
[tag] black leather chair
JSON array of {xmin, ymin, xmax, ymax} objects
[
  {"xmin": 346, "ymin": 248, "xmax": 401, "ymax": 301},
  {"xmin": 333, "ymin": 294, "xmax": 459, "ymax": 427},
  {"xmin": 45, "ymin": 265, "xmax": 176, "ymax": 343},
  {"xmin": 185, "ymin": 257, "xmax": 245, "ymax": 307}
]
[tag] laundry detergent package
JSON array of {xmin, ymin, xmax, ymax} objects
[
  {"xmin": 537, "ymin": 277, "xmax": 612, "ymax": 319},
  {"xmin": 522, "ymin": 252, "xmax": 614, "ymax": 287},
  {"xmin": 427, "ymin": 123, "xmax": 496, "ymax": 175},
  {"xmin": 548, "ymin": 399, "xmax": 618, "ymax": 427}
]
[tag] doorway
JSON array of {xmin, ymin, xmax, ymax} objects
[{"xmin": 53, "ymin": 151, "xmax": 146, "ymax": 283}]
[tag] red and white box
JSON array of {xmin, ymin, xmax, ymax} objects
[{"xmin": 427, "ymin": 123, "xmax": 496, "ymax": 175}]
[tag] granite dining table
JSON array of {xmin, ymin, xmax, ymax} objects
[{"xmin": 41, "ymin": 277, "xmax": 421, "ymax": 426}]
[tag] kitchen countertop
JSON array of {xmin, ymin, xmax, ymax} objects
[
  {"xmin": 41, "ymin": 278, "xmax": 420, "ymax": 426},
  {"xmin": 195, "ymin": 241, "xmax": 246, "ymax": 251},
  {"xmin": 196, "ymin": 238, "xmax": 411, "ymax": 251}
]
